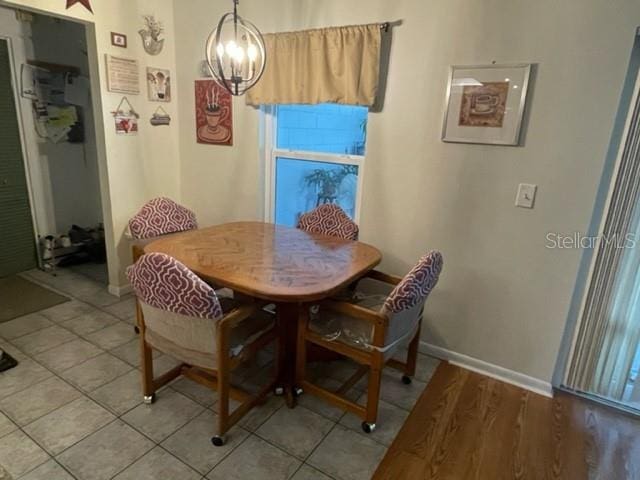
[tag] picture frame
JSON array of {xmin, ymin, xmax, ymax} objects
[
  {"xmin": 110, "ymin": 32, "xmax": 127, "ymax": 48},
  {"xmin": 442, "ymin": 64, "xmax": 531, "ymax": 146},
  {"xmin": 146, "ymin": 67, "xmax": 171, "ymax": 102},
  {"xmin": 195, "ymin": 80, "xmax": 233, "ymax": 146}
]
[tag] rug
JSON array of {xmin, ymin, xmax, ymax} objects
[{"xmin": 0, "ymin": 275, "xmax": 69, "ymax": 322}]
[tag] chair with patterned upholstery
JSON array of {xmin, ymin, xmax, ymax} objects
[
  {"xmin": 127, "ymin": 252, "xmax": 279, "ymax": 446},
  {"xmin": 296, "ymin": 204, "xmax": 359, "ymax": 240},
  {"xmin": 294, "ymin": 251, "xmax": 443, "ymax": 433},
  {"xmin": 126, "ymin": 197, "xmax": 198, "ymax": 262}
]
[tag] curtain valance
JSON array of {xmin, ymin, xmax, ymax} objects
[{"xmin": 246, "ymin": 24, "xmax": 382, "ymax": 106}]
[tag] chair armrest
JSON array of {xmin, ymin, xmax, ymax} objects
[
  {"xmin": 218, "ymin": 304, "xmax": 262, "ymax": 331},
  {"xmin": 364, "ymin": 270, "xmax": 402, "ymax": 286},
  {"xmin": 320, "ymin": 299, "xmax": 388, "ymax": 328}
]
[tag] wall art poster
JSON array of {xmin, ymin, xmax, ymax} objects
[{"xmin": 195, "ymin": 80, "xmax": 232, "ymax": 146}]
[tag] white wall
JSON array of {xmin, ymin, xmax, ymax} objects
[{"xmin": 0, "ymin": 0, "xmax": 182, "ymax": 290}]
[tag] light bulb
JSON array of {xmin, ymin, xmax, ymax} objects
[
  {"xmin": 233, "ymin": 46, "xmax": 245, "ymax": 63},
  {"xmin": 247, "ymin": 44, "xmax": 258, "ymax": 61},
  {"xmin": 225, "ymin": 41, "xmax": 237, "ymax": 57},
  {"xmin": 216, "ymin": 43, "xmax": 225, "ymax": 58}
]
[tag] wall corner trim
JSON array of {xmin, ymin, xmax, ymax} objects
[
  {"xmin": 420, "ymin": 341, "xmax": 554, "ymax": 398},
  {"xmin": 108, "ymin": 283, "xmax": 132, "ymax": 298}
]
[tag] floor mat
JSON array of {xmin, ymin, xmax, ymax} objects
[{"xmin": 0, "ymin": 275, "xmax": 69, "ymax": 322}]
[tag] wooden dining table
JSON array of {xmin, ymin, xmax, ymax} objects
[{"xmin": 144, "ymin": 221, "xmax": 382, "ymax": 406}]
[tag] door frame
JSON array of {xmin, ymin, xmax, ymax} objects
[{"xmin": 0, "ymin": 34, "xmax": 40, "ymax": 268}]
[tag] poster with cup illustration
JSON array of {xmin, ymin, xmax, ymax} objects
[
  {"xmin": 442, "ymin": 64, "xmax": 531, "ymax": 145},
  {"xmin": 195, "ymin": 80, "xmax": 232, "ymax": 146},
  {"xmin": 147, "ymin": 67, "xmax": 171, "ymax": 102}
]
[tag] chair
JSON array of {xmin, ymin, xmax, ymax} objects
[
  {"xmin": 295, "ymin": 251, "xmax": 443, "ymax": 432},
  {"xmin": 126, "ymin": 197, "xmax": 198, "ymax": 262},
  {"xmin": 296, "ymin": 204, "xmax": 359, "ymax": 240},
  {"xmin": 127, "ymin": 252, "xmax": 279, "ymax": 446}
]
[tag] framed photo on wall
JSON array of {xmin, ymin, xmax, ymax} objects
[
  {"xmin": 146, "ymin": 67, "xmax": 171, "ymax": 102},
  {"xmin": 195, "ymin": 80, "xmax": 232, "ymax": 146},
  {"xmin": 442, "ymin": 64, "xmax": 531, "ymax": 145}
]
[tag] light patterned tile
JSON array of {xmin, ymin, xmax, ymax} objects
[
  {"xmin": 0, "ymin": 376, "xmax": 81, "ymax": 426},
  {"xmin": 110, "ymin": 338, "xmax": 159, "ymax": 367},
  {"xmin": 162, "ymin": 410, "xmax": 249, "ymax": 474},
  {"xmin": 61, "ymin": 310, "xmax": 120, "ymax": 336},
  {"xmin": 18, "ymin": 459, "xmax": 75, "ymax": 480},
  {"xmin": 0, "ymin": 412, "xmax": 17, "ymax": 439},
  {"xmin": 103, "ymin": 297, "xmax": 137, "ymax": 322},
  {"xmin": 40, "ymin": 300, "xmax": 96, "ymax": 323},
  {"xmin": 340, "ymin": 394, "xmax": 409, "ymax": 446},
  {"xmin": 113, "ymin": 446, "xmax": 200, "ymax": 480},
  {"xmin": 10, "ymin": 326, "xmax": 77, "ymax": 356},
  {"xmin": 90, "ymin": 370, "xmax": 143, "ymax": 415},
  {"xmin": 60, "ymin": 353, "xmax": 132, "ymax": 392},
  {"xmin": 121, "ymin": 389, "xmax": 204, "ymax": 442},
  {"xmin": 170, "ymin": 377, "xmax": 216, "ymax": 407},
  {"xmin": 256, "ymin": 406, "xmax": 334, "ymax": 459},
  {"xmin": 24, "ymin": 397, "xmax": 115, "ymax": 455},
  {"xmin": 34, "ymin": 338, "xmax": 103, "ymax": 373},
  {"xmin": 292, "ymin": 464, "xmax": 333, "ymax": 480},
  {"xmin": 0, "ymin": 313, "xmax": 52, "ymax": 340},
  {"xmin": 56, "ymin": 420, "xmax": 154, "ymax": 480},
  {"xmin": 0, "ymin": 429, "xmax": 50, "ymax": 478},
  {"xmin": 0, "ymin": 359, "xmax": 52, "ymax": 400},
  {"xmin": 84, "ymin": 322, "xmax": 137, "ymax": 350},
  {"xmin": 207, "ymin": 435, "xmax": 300, "ymax": 480},
  {"xmin": 307, "ymin": 425, "xmax": 387, "ymax": 480}
]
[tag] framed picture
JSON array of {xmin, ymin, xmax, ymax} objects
[
  {"xmin": 195, "ymin": 80, "xmax": 232, "ymax": 146},
  {"xmin": 111, "ymin": 32, "xmax": 127, "ymax": 48},
  {"xmin": 146, "ymin": 67, "xmax": 171, "ymax": 102},
  {"xmin": 105, "ymin": 54, "xmax": 139, "ymax": 95},
  {"xmin": 442, "ymin": 64, "xmax": 531, "ymax": 145}
]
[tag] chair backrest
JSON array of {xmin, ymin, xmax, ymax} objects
[
  {"xmin": 127, "ymin": 253, "xmax": 222, "ymax": 367},
  {"xmin": 381, "ymin": 251, "xmax": 443, "ymax": 346},
  {"xmin": 128, "ymin": 197, "xmax": 198, "ymax": 240},
  {"xmin": 296, "ymin": 204, "xmax": 359, "ymax": 241}
]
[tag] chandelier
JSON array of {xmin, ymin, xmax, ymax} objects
[{"xmin": 205, "ymin": 0, "xmax": 266, "ymax": 96}]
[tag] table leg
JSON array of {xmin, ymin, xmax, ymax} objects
[{"xmin": 276, "ymin": 302, "xmax": 300, "ymax": 408}]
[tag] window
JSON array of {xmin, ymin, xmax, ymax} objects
[{"xmin": 264, "ymin": 103, "xmax": 368, "ymax": 227}]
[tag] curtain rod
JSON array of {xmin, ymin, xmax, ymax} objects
[{"xmin": 380, "ymin": 22, "xmax": 389, "ymax": 32}]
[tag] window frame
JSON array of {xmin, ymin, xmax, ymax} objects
[{"xmin": 261, "ymin": 105, "xmax": 367, "ymax": 225}]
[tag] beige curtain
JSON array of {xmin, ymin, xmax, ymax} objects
[{"xmin": 246, "ymin": 24, "xmax": 381, "ymax": 106}]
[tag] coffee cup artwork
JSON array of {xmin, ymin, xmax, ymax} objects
[
  {"xmin": 195, "ymin": 79, "xmax": 232, "ymax": 146},
  {"xmin": 458, "ymin": 81, "xmax": 509, "ymax": 128}
]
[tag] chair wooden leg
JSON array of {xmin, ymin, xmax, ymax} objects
[
  {"xmin": 364, "ymin": 354, "xmax": 383, "ymax": 432},
  {"xmin": 139, "ymin": 336, "xmax": 155, "ymax": 402},
  {"xmin": 295, "ymin": 305, "xmax": 309, "ymax": 393},
  {"xmin": 214, "ymin": 325, "xmax": 231, "ymax": 446},
  {"xmin": 404, "ymin": 323, "xmax": 422, "ymax": 380}
]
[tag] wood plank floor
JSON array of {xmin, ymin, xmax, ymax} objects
[{"xmin": 373, "ymin": 362, "xmax": 640, "ymax": 480}]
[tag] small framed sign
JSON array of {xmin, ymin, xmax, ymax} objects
[
  {"xmin": 105, "ymin": 54, "xmax": 139, "ymax": 95},
  {"xmin": 442, "ymin": 64, "xmax": 532, "ymax": 146},
  {"xmin": 111, "ymin": 32, "xmax": 127, "ymax": 48}
]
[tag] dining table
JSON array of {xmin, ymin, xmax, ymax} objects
[{"xmin": 144, "ymin": 221, "xmax": 382, "ymax": 406}]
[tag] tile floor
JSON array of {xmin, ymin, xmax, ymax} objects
[{"xmin": 0, "ymin": 268, "xmax": 439, "ymax": 480}]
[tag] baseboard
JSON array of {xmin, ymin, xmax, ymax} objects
[
  {"xmin": 108, "ymin": 283, "xmax": 132, "ymax": 297},
  {"xmin": 420, "ymin": 341, "xmax": 554, "ymax": 398}
]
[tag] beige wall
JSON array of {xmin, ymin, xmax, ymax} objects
[
  {"xmin": 174, "ymin": 0, "xmax": 640, "ymax": 384},
  {"xmin": 0, "ymin": 0, "xmax": 182, "ymax": 290}
]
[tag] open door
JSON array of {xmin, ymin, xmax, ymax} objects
[{"xmin": 0, "ymin": 38, "xmax": 37, "ymax": 277}]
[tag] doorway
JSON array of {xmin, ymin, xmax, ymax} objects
[{"xmin": 0, "ymin": 7, "xmax": 108, "ymax": 284}]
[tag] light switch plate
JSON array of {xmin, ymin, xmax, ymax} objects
[{"xmin": 515, "ymin": 183, "xmax": 537, "ymax": 209}]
